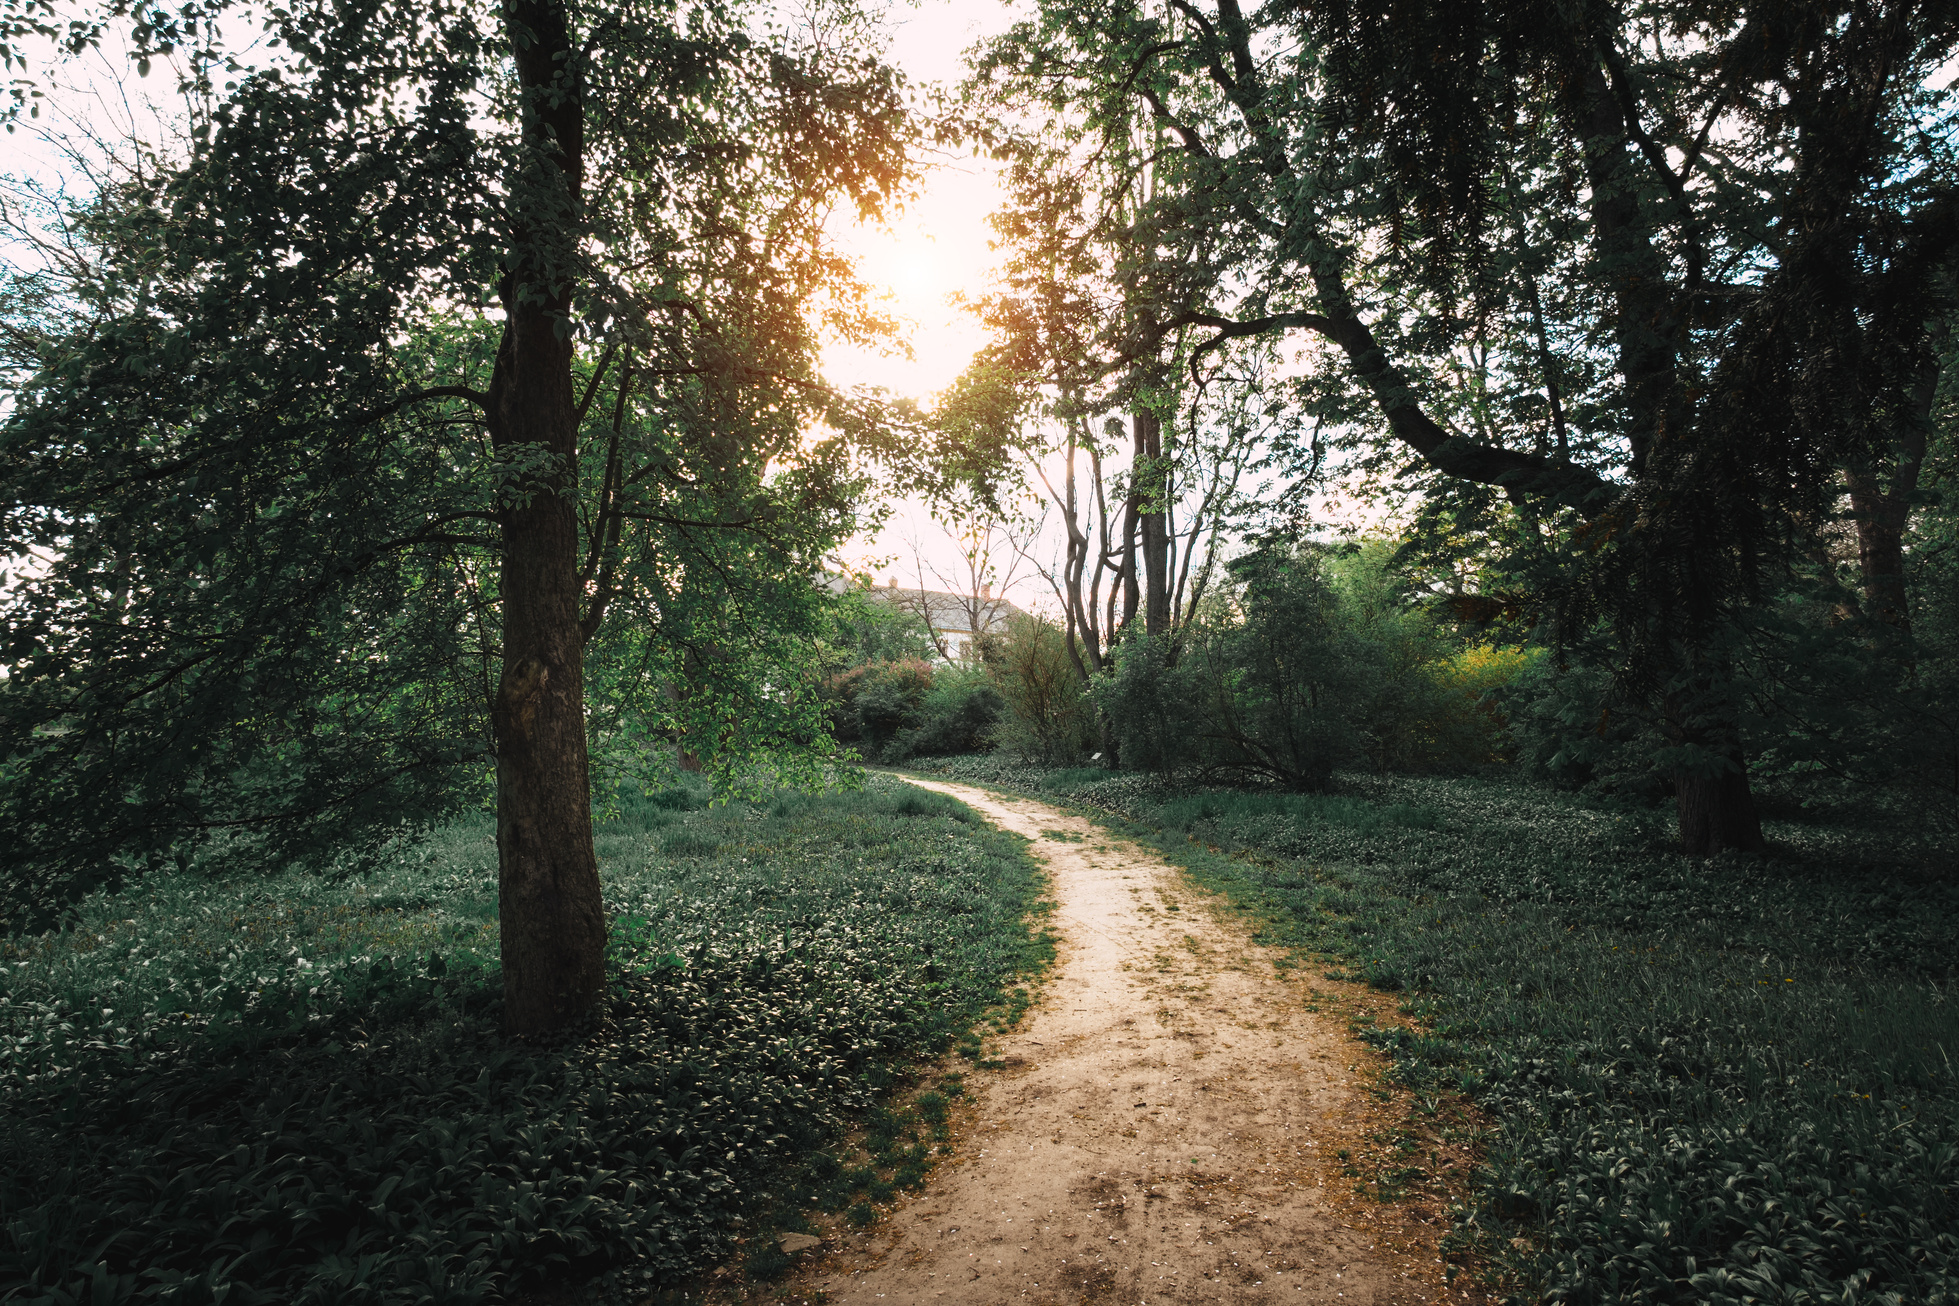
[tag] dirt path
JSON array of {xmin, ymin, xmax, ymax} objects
[{"xmin": 777, "ymin": 778, "xmax": 1471, "ymax": 1306}]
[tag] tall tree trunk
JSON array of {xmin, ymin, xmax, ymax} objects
[
  {"xmin": 488, "ymin": 0, "xmax": 607, "ymax": 1039},
  {"xmin": 1848, "ymin": 481, "xmax": 1913, "ymax": 633},
  {"xmin": 1118, "ymin": 496, "xmax": 1140, "ymax": 633},
  {"xmin": 1664, "ymin": 691, "xmax": 1766, "ymax": 856},
  {"xmin": 1674, "ymin": 757, "xmax": 1766, "ymax": 856},
  {"xmin": 1136, "ymin": 406, "xmax": 1170, "ymax": 638},
  {"xmin": 1846, "ymin": 356, "xmax": 1932, "ymax": 635}
]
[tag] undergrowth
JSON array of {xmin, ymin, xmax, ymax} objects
[
  {"xmin": 913, "ymin": 754, "xmax": 1959, "ymax": 1306},
  {"xmin": 0, "ymin": 773, "xmax": 1052, "ymax": 1306}
]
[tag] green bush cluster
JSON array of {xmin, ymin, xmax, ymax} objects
[
  {"xmin": 1081, "ymin": 544, "xmax": 1531, "ymax": 787},
  {"xmin": 984, "ymin": 614, "xmax": 1095, "ymax": 766},
  {"xmin": 914, "ymin": 756, "xmax": 1959, "ymax": 1303},
  {"xmin": 0, "ymin": 776, "xmax": 1051, "ymax": 1305},
  {"xmin": 822, "ymin": 660, "xmax": 1003, "ymax": 764}
]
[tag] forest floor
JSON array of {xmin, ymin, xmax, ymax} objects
[{"xmin": 752, "ymin": 777, "xmax": 1490, "ymax": 1306}]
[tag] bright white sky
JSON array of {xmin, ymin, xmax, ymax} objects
[{"xmin": 817, "ymin": 0, "xmax": 1057, "ymax": 610}]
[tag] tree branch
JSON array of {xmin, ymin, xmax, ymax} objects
[{"xmin": 347, "ymin": 384, "xmax": 490, "ymax": 426}]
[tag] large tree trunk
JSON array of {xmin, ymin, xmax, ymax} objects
[
  {"xmin": 1845, "ymin": 357, "xmax": 1931, "ymax": 636},
  {"xmin": 493, "ymin": 462, "xmax": 607, "ymax": 1036},
  {"xmin": 1665, "ymin": 689, "xmax": 1766, "ymax": 855},
  {"xmin": 1848, "ymin": 487, "xmax": 1913, "ymax": 633},
  {"xmin": 488, "ymin": 0, "xmax": 608, "ymax": 1039},
  {"xmin": 1674, "ymin": 758, "xmax": 1766, "ymax": 856}
]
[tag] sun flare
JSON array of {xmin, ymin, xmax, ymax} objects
[{"xmin": 820, "ymin": 156, "xmax": 1004, "ymax": 407}]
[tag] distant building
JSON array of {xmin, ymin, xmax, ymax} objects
[{"xmin": 830, "ymin": 573, "xmax": 1025, "ymax": 662}]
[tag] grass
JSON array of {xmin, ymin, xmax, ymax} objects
[
  {"xmin": 914, "ymin": 753, "xmax": 1959, "ymax": 1305},
  {"xmin": 0, "ymin": 773, "xmax": 1052, "ymax": 1306}
]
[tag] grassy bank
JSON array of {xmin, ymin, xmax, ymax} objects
[
  {"xmin": 0, "ymin": 774, "xmax": 1051, "ymax": 1306},
  {"xmin": 912, "ymin": 755, "xmax": 1959, "ymax": 1305}
]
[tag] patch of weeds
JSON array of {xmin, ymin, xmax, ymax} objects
[{"xmin": 745, "ymin": 1240, "xmax": 793, "ymax": 1282}]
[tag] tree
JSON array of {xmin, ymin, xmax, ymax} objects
[
  {"xmin": 965, "ymin": 0, "xmax": 1959, "ymax": 853},
  {"xmin": 893, "ymin": 506, "xmax": 1035, "ymax": 663},
  {"xmin": 0, "ymin": 0, "xmax": 917, "ymax": 1033}
]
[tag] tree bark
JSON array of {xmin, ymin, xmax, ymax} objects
[
  {"xmin": 1136, "ymin": 406, "xmax": 1170, "ymax": 638},
  {"xmin": 1674, "ymin": 758, "xmax": 1766, "ymax": 856},
  {"xmin": 487, "ymin": 0, "xmax": 608, "ymax": 1039},
  {"xmin": 1848, "ymin": 484, "xmax": 1914, "ymax": 634},
  {"xmin": 1118, "ymin": 426, "xmax": 1141, "ymax": 635},
  {"xmin": 1665, "ymin": 689, "xmax": 1766, "ymax": 855},
  {"xmin": 1845, "ymin": 355, "xmax": 1933, "ymax": 635}
]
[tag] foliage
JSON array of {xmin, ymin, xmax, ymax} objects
[
  {"xmin": 0, "ymin": 775, "xmax": 1052, "ymax": 1305},
  {"xmin": 908, "ymin": 666, "xmax": 1007, "ymax": 760},
  {"xmin": 1507, "ymin": 584, "xmax": 1959, "ymax": 830},
  {"xmin": 822, "ymin": 660, "xmax": 1002, "ymax": 764},
  {"xmin": 963, "ymin": 0, "xmax": 1959, "ymax": 851},
  {"xmin": 1088, "ymin": 544, "xmax": 1533, "ymax": 787},
  {"xmin": 0, "ymin": 0, "xmax": 920, "ymax": 939},
  {"xmin": 823, "ymin": 592, "xmax": 941, "ymax": 668},
  {"xmin": 1327, "ymin": 542, "xmax": 1537, "ymax": 772},
  {"xmin": 917, "ymin": 756, "xmax": 1959, "ymax": 1304},
  {"xmin": 983, "ymin": 613, "xmax": 1092, "ymax": 766},
  {"xmin": 824, "ymin": 658, "xmax": 933, "ymax": 760}
]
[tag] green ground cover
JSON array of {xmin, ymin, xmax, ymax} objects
[
  {"xmin": 0, "ymin": 775, "xmax": 1051, "ymax": 1306},
  {"xmin": 913, "ymin": 755, "xmax": 1959, "ymax": 1305}
]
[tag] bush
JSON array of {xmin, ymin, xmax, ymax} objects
[
  {"xmin": 896, "ymin": 666, "xmax": 1004, "ymax": 760},
  {"xmin": 984, "ymin": 614, "xmax": 1092, "ymax": 766},
  {"xmin": 824, "ymin": 658, "xmax": 934, "ymax": 759},
  {"xmin": 1328, "ymin": 542, "xmax": 1532, "ymax": 773},
  {"xmin": 1097, "ymin": 549, "xmax": 1367, "ymax": 789},
  {"xmin": 822, "ymin": 659, "xmax": 1002, "ymax": 764}
]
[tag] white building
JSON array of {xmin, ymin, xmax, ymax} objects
[{"xmin": 861, "ymin": 576, "xmax": 1024, "ymax": 662}]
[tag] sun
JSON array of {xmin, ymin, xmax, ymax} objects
[{"xmin": 819, "ymin": 155, "xmax": 1005, "ymax": 407}]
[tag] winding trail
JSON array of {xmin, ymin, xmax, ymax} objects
[{"xmin": 781, "ymin": 778, "xmax": 1471, "ymax": 1306}]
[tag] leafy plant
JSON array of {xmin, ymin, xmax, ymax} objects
[{"xmin": 0, "ymin": 775, "xmax": 1052, "ymax": 1304}]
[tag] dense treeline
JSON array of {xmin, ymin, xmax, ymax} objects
[
  {"xmin": 1, "ymin": 0, "xmax": 1955, "ymax": 1026},
  {"xmin": 937, "ymin": 0, "xmax": 1959, "ymax": 848}
]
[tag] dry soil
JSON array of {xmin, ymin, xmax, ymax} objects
[{"xmin": 760, "ymin": 777, "xmax": 1485, "ymax": 1306}]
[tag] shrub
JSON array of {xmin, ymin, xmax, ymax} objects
[
  {"xmin": 1329, "ymin": 542, "xmax": 1532, "ymax": 773},
  {"xmin": 822, "ymin": 660, "xmax": 1002, "ymax": 764},
  {"xmin": 894, "ymin": 666, "xmax": 1004, "ymax": 760},
  {"xmin": 985, "ymin": 614, "xmax": 1092, "ymax": 766},
  {"xmin": 1097, "ymin": 548, "xmax": 1367, "ymax": 789},
  {"xmin": 824, "ymin": 658, "xmax": 935, "ymax": 759}
]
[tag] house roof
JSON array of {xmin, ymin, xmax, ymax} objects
[
  {"xmin": 822, "ymin": 573, "xmax": 1024, "ymax": 637},
  {"xmin": 864, "ymin": 585, "xmax": 1022, "ymax": 638}
]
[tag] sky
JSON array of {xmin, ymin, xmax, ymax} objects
[{"xmin": 815, "ymin": 0, "xmax": 1056, "ymax": 610}]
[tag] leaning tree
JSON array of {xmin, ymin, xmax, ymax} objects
[
  {"xmin": 0, "ymin": 0, "xmax": 921, "ymax": 1033},
  {"xmin": 965, "ymin": 0, "xmax": 1959, "ymax": 852}
]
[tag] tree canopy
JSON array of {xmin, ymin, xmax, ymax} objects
[
  {"xmin": 0, "ymin": 0, "xmax": 927, "ymax": 1030},
  {"xmin": 958, "ymin": 0, "xmax": 1959, "ymax": 851}
]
